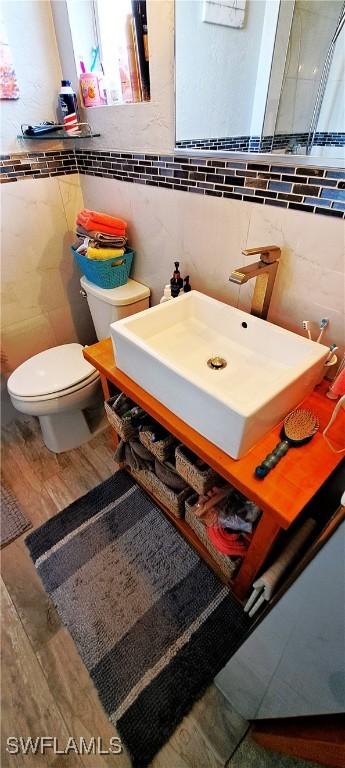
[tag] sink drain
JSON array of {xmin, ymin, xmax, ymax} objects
[{"xmin": 207, "ymin": 356, "xmax": 227, "ymax": 370}]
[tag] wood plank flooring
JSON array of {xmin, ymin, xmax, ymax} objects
[
  {"xmin": 1, "ymin": 415, "xmax": 324, "ymax": 768},
  {"xmin": 1, "ymin": 415, "xmax": 249, "ymax": 768}
]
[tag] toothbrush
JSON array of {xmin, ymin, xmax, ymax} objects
[
  {"xmin": 302, "ymin": 320, "xmax": 312, "ymax": 340},
  {"xmin": 317, "ymin": 317, "xmax": 329, "ymax": 343}
]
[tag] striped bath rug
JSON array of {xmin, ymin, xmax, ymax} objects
[
  {"xmin": 26, "ymin": 471, "xmax": 251, "ymax": 768},
  {"xmin": 1, "ymin": 481, "xmax": 31, "ymax": 547}
]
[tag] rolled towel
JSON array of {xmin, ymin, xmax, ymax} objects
[
  {"xmin": 154, "ymin": 459, "xmax": 188, "ymax": 492},
  {"xmin": 86, "ymin": 246, "xmax": 125, "ymax": 260},
  {"xmin": 130, "ymin": 440, "xmax": 155, "ymax": 468},
  {"xmin": 250, "ymin": 518, "xmax": 316, "ymax": 602}
]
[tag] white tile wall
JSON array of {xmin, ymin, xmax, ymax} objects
[
  {"xmin": 276, "ymin": 0, "xmax": 344, "ymax": 135},
  {"xmin": 80, "ymin": 174, "xmax": 345, "ymax": 353},
  {"xmin": 0, "ymin": 174, "xmax": 96, "ymax": 373},
  {"xmin": 1, "ymin": 0, "xmax": 63, "ymax": 155}
]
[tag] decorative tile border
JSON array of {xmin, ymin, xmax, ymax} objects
[
  {"xmin": 76, "ymin": 149, "xmax": 345, "ymax": 218},
  {"xmin": 176, "ymin": 132, "xmax": 345, "ymax": 152},
  {"xmin": 0, "ymin": 150, "xmax": 77, "ymax": 182},
  {"xmin": 176, "ymin": 135, "xmax": 263, "ymax": 152},
  {"xmin": 1, "ymin": 148, "xmax": 344, "ymax": 218}
]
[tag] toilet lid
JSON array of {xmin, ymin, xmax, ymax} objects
[{"xmin": 7, "ymin": 344, "xmax": 97, "ymax": 398}]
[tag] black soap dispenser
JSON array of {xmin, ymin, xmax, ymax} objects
[
  {"xmin": 183, "ymin": 275, "xmax": 191, "ymax": 292},
  {"xmin": 170, "ymin": 261, "xmax": 183, "ymax": 298}
]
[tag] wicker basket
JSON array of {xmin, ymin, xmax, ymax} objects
[
  {"xmin": 104, "ymin": 394, "xmax": 138, "ymax": 441},
  {"xmin": 139, "ymin": 428, "xmax": 176, "ymax": 461},
  {"xmin": 185, "ymin": 495, "xmax": 238, "ymax": 581},
  {"xmin": 175, "ymin": 444, "xmax": 221, "ymax": 495},
  {"xmin": 130, "ymin": 467, "xmax": 191, "ymax": 518},
  {"xmin": 72, "ymin": 247, "xmax": 134, "ymax": 289}
]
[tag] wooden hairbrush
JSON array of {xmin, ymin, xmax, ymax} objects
[{"xmin": 255, "ymin": 408, "xmax": 319, "ymax": 479}]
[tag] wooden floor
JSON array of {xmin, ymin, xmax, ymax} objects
[{"xmin": 0, "ymin": 416, "xmax": 324, "ymax": 768}]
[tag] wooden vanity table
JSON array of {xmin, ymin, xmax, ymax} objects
[{"xmin": 84, "ymin": 338, "xmax": 345, "ymax": 601}]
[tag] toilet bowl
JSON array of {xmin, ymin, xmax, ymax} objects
[
  {"xmin": 8, "ymin": 277, "xmax": 150, "ymax": 453},
  {"xmin": 7, "ymin": 344, "xmax": 101, "ymax": 453}
]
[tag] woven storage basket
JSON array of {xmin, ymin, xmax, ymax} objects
[
  {"xmin": 185, "ymin": 496, "xmax": 238, "ymax": 581},
  {"xmin": 104, "ymin": 394, "xmax": 138, "ymax": 441},
  {"xmin": 130, "ymin": 467, "xmax": 191, "ymax": 518},
  {"xmin": 139, "ymin": 428, "xmax": 176, "ymax": 461},
  {"xmin": 175, "ymin": 444, "xmax": 221, "ymax": 495},
  {"xmin": 72, "ymin": 247, "xmax": 134, "ymax": 289}
]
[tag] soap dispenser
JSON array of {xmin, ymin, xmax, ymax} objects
[
  {"xmin": 160, "ymin": 284, "xmax": 173, "ymax": 303},
  {"xmin": 183, "ymin": 275, "xmax": 191, "ymax": 292},
  {"xmin": 170, "ymin": 261, "xmax": 183, "ymax": 298}
]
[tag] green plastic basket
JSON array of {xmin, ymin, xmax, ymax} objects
[{"xmin": 72, "ymin": 247, "xmax": 134, "ymax": 289}]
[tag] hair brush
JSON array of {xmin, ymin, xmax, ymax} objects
[{"xmin": 255, "ymin": 408, "xmax": 319, "ymax": 479}]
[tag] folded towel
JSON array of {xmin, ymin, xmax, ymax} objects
[
  {"xmin": 77, "ymin": 210, "xmax": 127, "ymax": 236},
  {"xmin": 81, "ymin": 209, "xmax": 127, "ymax": 230},
  {"xmin": 77, "ymin": 215, "xmax": 126, "ymax": 237},
  {"xmin": 76, "ymin": 226, "xmax": 127, "ymax": 248},
  {"xmin": 86, "ymin": 246, "xmax": 125, "ymax": 260}
]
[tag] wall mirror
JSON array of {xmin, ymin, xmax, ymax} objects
[{"xmin": 175, "ymin": 0, "xmax": 345, "ymax": 161}]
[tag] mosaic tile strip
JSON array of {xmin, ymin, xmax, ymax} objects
[
  {"xmin": 1, "ymin": 148, "xmax": 344, "ymax": 218},
  {"xmin": 76, "ymin": 149, "xmax": 345, "ymax": 218},
  {"xmin": 176, "ymin": 131, "xmax": 345, "ymax": 152},
  {"xmin": 0, "ymin": 150, "xmax": 77, "ymax": 182}
]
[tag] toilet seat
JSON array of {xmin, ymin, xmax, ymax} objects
[
  {"xmin": 10, "ymin": 369, "xmax": 100, "ymax": 403},
  {"xmin": 7, "ymin": 343, "xmax": 98, "ymax": 400}
]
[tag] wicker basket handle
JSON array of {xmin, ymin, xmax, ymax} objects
[{"xmin": 111, "ymin": 258, "xmax": 125, "ymax": 267}]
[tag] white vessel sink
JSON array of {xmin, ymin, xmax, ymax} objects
[{"xmin": 111, "ymin": 291, "xmax": 328, "ymax": 459}]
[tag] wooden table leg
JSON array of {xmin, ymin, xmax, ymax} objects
[
  {"xmin": 232, "ymin": 513, "xmax": 281, "ymax": 601},
  {"xmin": 100, "ymin": 374, "xmax": 118, "ymax": 449}
]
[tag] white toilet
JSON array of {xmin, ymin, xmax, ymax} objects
[{"xmin": 7, "ymin": 278, "xmax": 150, "ymax": 453}]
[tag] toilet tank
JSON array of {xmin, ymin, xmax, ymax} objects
[{"xmin": 80, "ymin": 276, "xmax": 150, "ymax": 340}]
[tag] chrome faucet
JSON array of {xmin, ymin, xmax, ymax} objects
[{"xmin": 229, "ymin": 245, "xmax": 281, "ymax": 321}]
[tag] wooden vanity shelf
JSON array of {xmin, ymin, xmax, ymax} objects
[{"xmin": 84, "ymin": 338, "xmax": 345, "ymax": 601}]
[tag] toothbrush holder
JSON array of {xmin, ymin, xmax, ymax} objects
[{"xmin": 316, "ymin": 354, "xmax": 338, "ymax": 385}]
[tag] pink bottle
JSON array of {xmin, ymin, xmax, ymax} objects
[{"xmin": 79, "ymin": 72, "xmax": 106, "ymax": 107}]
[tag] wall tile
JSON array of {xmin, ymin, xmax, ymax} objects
[
  {"xmin": 1, "ymin": 314, "xmax": 57, "ymax": 371},
  {"xmin": 80, "ymin": 174, "xmax": 345, "ymax": 353},
  {"xmin": 0, "ymin": 175, "xmax": 96, "ymax": 373}
]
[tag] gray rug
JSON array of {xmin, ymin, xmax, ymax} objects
[
  {"xmin": 26, "ymin": 470, "xmax": 251, "ymax": 768},
  {"xmin": 1, "ymin": 482, "xmax": 31, "ymax": 547}
]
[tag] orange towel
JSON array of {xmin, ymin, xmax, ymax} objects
[
  {"xmin": 78, "ymin": 209, "xmax": 127, "ymax": 231},
  {"xmin": 84, "ymin": 209, "xmax": 127, "ymax": 228},
  {"xmin": 76, "ymin": 215, "xmax": 126, "ymax": 237}
]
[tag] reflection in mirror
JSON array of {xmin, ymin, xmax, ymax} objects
[
  {"xmin": 67, "ymin": 0, "xmax": 150, "ymax": 107},
  {"xmin": 175, "ymin": 0, "xmax": 345, "ymax": 160}
]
